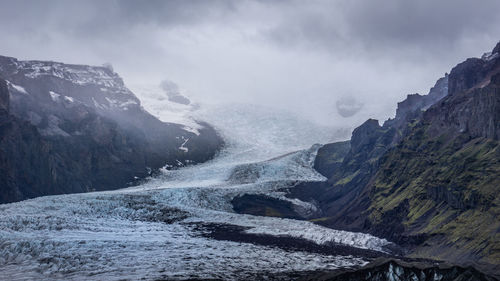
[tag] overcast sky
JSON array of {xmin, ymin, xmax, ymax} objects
[{"xmin": 1, "ymin": 0, "xmax": 499, "ymax": 126}]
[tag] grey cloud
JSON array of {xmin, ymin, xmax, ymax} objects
[
  {"xmin": 336, "ymin": 97, "xmax": 364, "ymax": 118},
  {"xmin": 0, "ymin": 0, "xmax": 498, "ymax": 128},
  {"xmin": 0, "ymin": 0, "xmax": 237, "ymax": 41},
  {"xmin": 263, "ymin": 0, "xmax": 500, "ymax": 58},
  {"xmin": 116, "ymin": 0, "xmax": 237, "ymax": 26},
  {"xmin": 4, "ymin": 0, "xmax": 499, "ymax": 57},
  {"xmin": 161, "ymin": 79, "xmax": 190, "ymax": 105}
]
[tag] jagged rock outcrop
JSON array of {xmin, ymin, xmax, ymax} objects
[
  {"xmin": 384, "ymin": 74, "xmax": 448, "ymax": 144},
  {"xmin": 313, "ymin": 141, "xmax": 350, "ymax": 177},
  {"xmin": 309, "ymin": 41, "xmax": 500, "ymax": 267},
  {"xmin": 425, "ymin": 55, "xmax": 500, "ymax": 141},
  {"xmin": 0, "ymin": 56, "xmax": 223, "ymax": 203},
  {"xmin": 448, "ymin": 42, "xmax": 500, "ymax": 97},
  {"xmin": 302, "ymin": 259, "xmax": 498, "ymax": 281},
  {"xmin": 365, "ymin": 43, "xmax": 500, "ymax": 265}
]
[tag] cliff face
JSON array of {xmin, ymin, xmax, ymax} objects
[
  {"xmin": 366, "ymin": 45, "xmax": 500, "ymax": 265},
  {"xmin": 0, "ymin": 56, "xmax": 223, "ymax": 203},
  {"xmin": 311, "ymin": 41, "xmax": 500, "ymax": 266},
  {"xmin": 385, "ymin": 74, "xmax": 448, "ymax": 132},
  {"xmin": 0, "ymin": 79, "xmax": 53, "ymax": 202},
  {"xmin": 232, "ymin": 41, "xmax": 500, "ymax": 269}
]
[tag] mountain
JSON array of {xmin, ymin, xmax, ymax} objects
[
  {"xmin": 311, "ymin": 41, "xmax": 500, "ymax": 268},
  {"xmin": 0, "ymin": 56, "xmax": 223, "ymax": 204},
  {"xmin": 232, "ymin": 41, "xmax": 500, "ymax": 274}
]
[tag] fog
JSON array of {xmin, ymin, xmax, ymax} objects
[{"xmin": 1, "ymin": 0, "xmax": 499, "ymax": 127}]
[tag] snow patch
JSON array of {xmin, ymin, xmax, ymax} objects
[
  {"xmin": 481, "ymin": 52, "xmax": 499, "ymax": 61},
  {"xmin": 183, "ymin": 125, "xmax": 201, "ymax": 136},
  {"xmin": 129, "ymin": 84, "xmax": 202, "ymax": 135},
  {"xmin": 49, "ymin": 91, "xmax": 60, "ymax": 101},
  {"xmin": 92, "ymin": 97, "xmax": 106, "ymax": 109},
  {"xmin": 179, "ymin": 137, "xmax": 189, "ymax": 152},
  {"xmin": 49, "ymin": 91, "xmax": 75, "ymax": 103},
  {"xmin": 119, "ymin": 99, "xmax": 138, "ymax": 108},
  {"xmin": 6, "ymin": 81, "xmax": 28, "ymax": 95},
  {"xmin": 105, "ymin": 97, "xmax": 137, "ymax": 109}
]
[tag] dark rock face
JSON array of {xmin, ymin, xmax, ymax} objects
[
  {"xmin": 384, "ymin": 74, "xmax": 448, "ymax": 144},
  {"xmin": 0, "ymin": 80, "xmax": 8, "ymax": 113},
  {"xmin": 236, "ymin": 41, "xmax": 500, "ymax": 269},
  {"xmin": 493, "ymin": 42, "xmax": 500, "ymax": 55},
  {"xmin": 231, "ymin": 194, "xmax": 303, "ymax": 219},
  {"xmin": 425, "ymin": 76, "xmax": 500, "ymax": 141},
  {"xmin": 303, "ymin": 119, "xmax": 397, "ymax": 233},
  {"xmin": 432, "ymin": 44, "xmax": 500, "ymax": 141},
  {"xmin": 448, "ymin": 58, "xmax": 489, "ymax": 96},
  {"xmin": 313, "ymin": 141, "xmax": 350, "ymax": 177},
  {"xmin": 350, "ymin": 119, "xmax": 389, "ymax": 154},
  {"xmin": 0, "ymin": 80, "xmax": 52, "ymax": 202},
  {"xmin": 0, "ymin": 56, "xmax": 223, "ymax": 204},
  {"xmin": 304, "ymin": 41, "xmax": 500, "ymax": 266},
  {"xmin": 448, "ymin": 43, "xmax": 500, "ymax": 97},
  {"xmin": 303, "ymin": 259, "xmax": 498, "ymax": 281}
]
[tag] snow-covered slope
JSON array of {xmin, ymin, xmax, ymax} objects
[{"xmin": 129, "ymin": 83, "xmax": 202, "ymax": 135}]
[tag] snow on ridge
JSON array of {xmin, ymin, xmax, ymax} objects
[
  {"xmin": 481, "ymin": 51, "xmax": 499, "ymax": 61},
  {"xmin": 104, "ymin": 97, "xmax": 138, "ymax": 109},
  {"xmin": 183, "ymin": 125, "xmax": 201, "ymax": 136},
  {"xmin": 4, "ymin": 58, "xmax": 145, "ymax": 115},
  {"xmin": 49, "ymin": 91, "xmax": 60, "ymax": 101},
  {"xmin": 6, "ymin": 80, "xmax": 28, "ymax": 94},
  {"xmin": 14, "ymin": 60, "xmax": 133, "ymax": 96},
  {"xmin": 119, "ymin": 99, "xmax": 138, "ymax": 108}
]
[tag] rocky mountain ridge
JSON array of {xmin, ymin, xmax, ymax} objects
[
  {"xmin": 0, "ymin": 56, "xmax": 223, "ymax": 204},
  {"xmin": 232, "ymin": 41, "xmax": 500, "ymax": 275},
  {"xmin": 311, "ymin": 41, "xmax": 500, "ymax": 268}
]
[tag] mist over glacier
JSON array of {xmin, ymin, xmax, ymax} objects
[{"xmin": 1, "ymin": 0, "xmax": 500, "ymax": 128}]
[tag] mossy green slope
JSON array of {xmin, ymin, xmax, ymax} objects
[{"xmin": 369, "ymin": 122, "xmax": 500, "ymax": 264}]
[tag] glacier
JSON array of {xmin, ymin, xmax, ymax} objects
[{"xmin": 0, "ymin": 101, "xmax": 391, "ymax": 280}]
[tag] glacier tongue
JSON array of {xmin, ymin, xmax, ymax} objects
[{"xmin": 0, "ymin": 103, "xmax": 390, "ymax": 280}]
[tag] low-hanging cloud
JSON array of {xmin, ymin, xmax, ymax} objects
[{"xmin": 0, "ymin": 0, "xmax": 499, "ymax": 127}]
